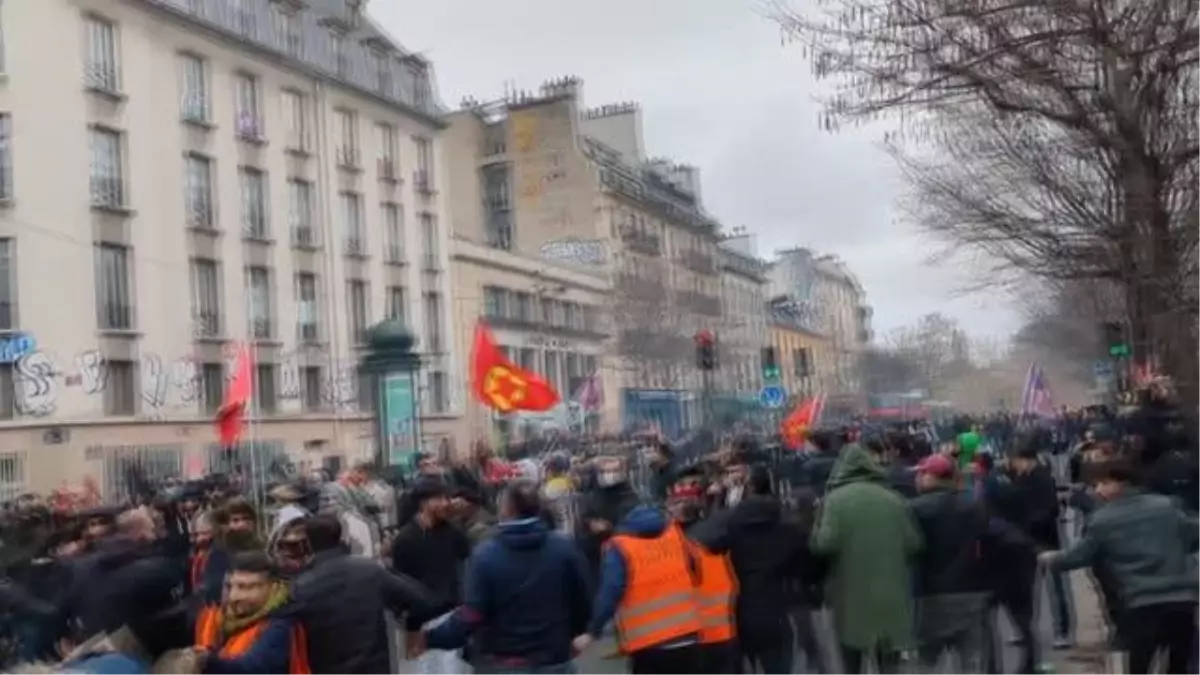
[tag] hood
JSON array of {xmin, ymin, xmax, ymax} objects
[
  {"xmin": 827, "ymin": 444, "xmax": 886, "ymax": 490},
  {"xmin": 618, "ymin": 505, "xmax": 669, "ymax": 538},
  {"xmin": 495, "ymin": 517, "xmax": 549, "ymax": 551},
  {"xmin": 729, "ymin": 494, "xmax": 782, "ymax": 528}
]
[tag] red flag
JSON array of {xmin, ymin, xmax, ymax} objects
[
  {"xmin": 471, "ymin": 322, "xmax": 559, "ymax": 412},
  {"xmin": 215, "ymin": 342, "xmax": 254, "ymax": 447},
  {"xmin": 781, "ymin": 394, "xmax": 825, "ymax": 450}
]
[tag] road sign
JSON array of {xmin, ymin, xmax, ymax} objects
[
  {"xmin": 759, "ymin": 385, "xmax": 786, "ymax": 409},
  {"xmin": 1092, "ymin": 360, "xmax": 1114, "ymax": 378}
]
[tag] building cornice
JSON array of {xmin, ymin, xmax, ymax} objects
[
  {"xmin": 131, "ymin": 0, "xmax": 448, "ymax": 130},
  {"xmin": 450, "ymin": 237, "xmax": 611, "ymax": 294}
]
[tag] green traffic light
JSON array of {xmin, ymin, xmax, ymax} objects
[{"xmin": 1109, "ymin": 344, "xmax": 1130, "ymax": 357}]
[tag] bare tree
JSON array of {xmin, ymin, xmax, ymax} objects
[{"xmin": 771, "ymin": 0, "xmax": 1199, "ymax": 410}]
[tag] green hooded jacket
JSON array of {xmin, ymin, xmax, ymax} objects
[{"xmin": 812, "ymin": 445, "xmax": 923, "ymax": 650}]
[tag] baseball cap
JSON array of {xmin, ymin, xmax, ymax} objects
[{"xmin": 916, "ymin": 454, "xmax": 956, "ymax": 479}]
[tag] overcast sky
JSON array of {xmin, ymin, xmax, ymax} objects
[{"xmin": 372, "ymin": 0, "xmax": 1020, "ymax": 340}]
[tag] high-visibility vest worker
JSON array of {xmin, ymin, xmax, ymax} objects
[
  {"xmin": 607, "ymin": 523, "xmax": 702, "ymax": 654},
  {"xmin": 686, "ymin": 540, "xmax": 737, "ymax": 644},
  {"xmin": 195, "ymin": 604, "xmax": 312, "ymax": 674}
]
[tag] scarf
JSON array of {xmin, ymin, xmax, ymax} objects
[{"xmin": 222, "ymin": 582, "xmax": 290, "ymax": 637}]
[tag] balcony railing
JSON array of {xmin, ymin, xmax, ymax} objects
[
  {"xmin": 619, "ymin": 226, "xmax": 661, "ymax": 256},
  {"xmin": 291, "ymin": 225, "xmax": 318, "ymax": 249},
  {"xmin": 384, "ymin": 244, "xmax": 405, "ymax": 265},
  {"xmin": 679, "ymin": 249, "xmax": 717, "ymax": 275},
  {"xmin": 91, "ymin": 176, "xmax": 126, "ymax": 210},
  {"xmin": 192, "ymin": 310, "xmax": 222, "ymax": 338},
  {"xmin": 99, "ymin": 303, "xmax": 133, "ymax": 330},
  {"xmin": 337, "ymin": 146, "xmax": 361, "ymax": 170},
  {"xmin": 297, "ymin": 321, "xmax": 319, "ymax": 342},
  {"xmin": 235, "ymin": 113, "xmax": 264, "ymax": 142},
  {"xmin": 678, "ymin": 290, "xmax": 721, "ymax": 316},
  {"xmin": 378, "ymin": 158, "xmax": 398, "ymax": 182},
  {"xmin": 343, "ymin": 236, "xmax": 367, "ymax": 257},
  {"xmin": 250, "ymin": 317, "xmax": 272, "ymax": 340},
  {"xmin": 413, "ymin": 169, "xmax": 434, "ymax": 194}
]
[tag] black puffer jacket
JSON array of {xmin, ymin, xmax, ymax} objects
[
  {"xmin": 694, "ymin": 495, "xmax": 815, "ymax": 651},
  {"xmin": 909, "ymin": 488, "xmax": 993, "ymax": 596},
  {"xmin": 292, "ymin": 548, "xmax": 440, "ymax": 673}
]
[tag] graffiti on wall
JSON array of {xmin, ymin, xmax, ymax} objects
[{"xmin": 10, "ymin": 344, "xmax": 366, "ymax": 420}]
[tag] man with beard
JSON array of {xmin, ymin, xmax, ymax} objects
[
  {"xmin": 201, "ymin": 499, "xmax": 263, "ymax": 605},
  {"xmin": 193, "ymin": 551, "xmax": 310, "ymax": 673}
]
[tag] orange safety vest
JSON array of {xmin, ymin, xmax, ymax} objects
[
  {"xmin": 608, "ymin": 524, "xmax": 701, "ymax": 654},
  {"xmin": 195, "ymin": 605, "xmax": 312, "ymax": 674},
  {"xmin": 686, "ymin": 539, "xmax": 738, "ymax": 644}
]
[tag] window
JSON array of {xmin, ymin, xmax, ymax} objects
[
  {"xmin": 414, "ymin": 136, "xmax": 433, "ymax": 189},
  {"xmin": 341, "ymin": 192, "xmax": 364, "ymax": 255},
  {"xmin": 386, "ymin": 285, "xmax": 406, "ymax": 323},
  {"xmin": 231, "ymin": 0, "xmax": 256, "ymax": 35},
  {"xmin": 410, "ymin": 63, "xmax": 431, "ymax": 110},
  {"xmin": 330, "ymin": 31, "xmax": 347, "ymax": 77},
  {"xmin": 89, "ymin": 127, "xmax": 124, "ymax": 208},
  {"xmin": 357, "ymin": 371, "xmax": 376, "ymax": 412},
  {"xmin": 274, "ymin": 6, "xmax": 301, "ymax": 57},
  {"xmin": 184, "ymin": 153, "xmax": 213, "ymax": 227},
  {"xmin": 240, "ymin": 167, "xmax": 267, "ymax": 237},
  {"xmin": 374, "ymin": 52, "xmax": 391, "ymax": 93},
  {"xmin": 0, "ymin": 239, "xmax": 12, "ymax": 330},
  {"xmin": 247, "ymin": 266, "xmax": 271, "ymax": 339},
  {"xmin": 179, "ymin": 53, "xmax": 208, "ymax": 122},
  {"xmin": 419, "ymin": 212, "xmax": 438, "ymax": 269},
  {"xmin": 563, "ymin": 302, "xmax": 578, "ymax": 330},
  {"xmin": 382, "ymin": 202, "xmax": 403, "ymax": 263},
  {"xmin": 301, "ymin": 366, "xmax": 321, "ymax": 411},
  {"xmin": 0, "ymin": 369, "xmax": 14, "ymax": 418},
  {"xmin": 103, "ymin": 360, "xmax": 136, "ymax": 416},
  {"xmin": 256, "ymin": 363, "xmax": 276, "ymax": 414},
  {"xmin": 282, "ymin": 89, "xmax": 309, "ymax": 152},
  {"xmin": 296, "ymin": 272, "xmax": 319, "ymax": 341},
  {"xmin": 234, "ymin": 73, "xmax": 262, "ymax": 139},
  {"xmin": 376, "ymin": 123, "xmax": 397, "ymax": 179},
  {"xmin": 288, "ymin": 179, "xmax": 315, "ymax": 245},
  {"xmin": 190, "ymin": 258, "xmax": 222, "ymax": 337},
  {"xmin": 540, "ymin": 297, "xmax": 558, "ymax": 325},
  {"xmin": 0, "ymin": 114, "xmax": 10, "ymax": 201},
  {"xmin": 423, "ymin": 291, "xmax": 443, "ymax": 352},
  {"xmin": 482, "ymin": 286, "xmax": 507, "ymax": 319},
  {"xmin": 347, "ymin": 280, "xmax": 368, "ymax": 344},
  {"xmin": 429, "ymin": 371, "xmax": 447, "ymax": 413},
  {"xmin": 335, "ymin": 109, "xmax": 358, "ymax": 166},
  {"xmin": 513, "ymin": 292, "xmax": 532, "ymax": 322},
  {"xmin": 96, "ymin": 244, "xmax": 132, "ymax": 329},
  {"xmin": 84, "ymin": 15, "xmax": 119, "ymax": 92},
  {"xmin": 200, "ymin": 362, "xmax": 223, "ymax": 414}
]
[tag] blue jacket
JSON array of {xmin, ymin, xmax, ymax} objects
[
  {"xmin": 204, "ymin": 616, "xmax": 295, "ymax": 674},
  {"xmin": 587, "ymin": 506, "xmax": 690, "ymax": 640},
  {"xmin": 426, "ymin": 517, "xmax": 591, "ymax": 667}
]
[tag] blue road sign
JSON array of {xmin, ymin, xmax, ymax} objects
[
  {"xmin": 759, "ymin": 385, "xmax": 787, "ymax": 409},
  {"xmin": 1092, "ymin": 360, "xmax": 1114, "ymax": 378}
]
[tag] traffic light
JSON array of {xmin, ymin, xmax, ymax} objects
[
  {"xmin": 761, "ymin": 346, "xmax": 781, "ymax": 381},
  {"xmin": 694, "ymin": 329, "xmax": 717, "ymax": 370},
  {"xmin": 1102, "ymin": 321, "xmax": 1130, "ymax": 358}
]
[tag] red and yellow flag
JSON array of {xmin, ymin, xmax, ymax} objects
[
  {"xmin": 215, "ymin": 342, "xmax": 254, "ymax": 447},
  {"xmin": 781, "ymin": 394, "xmax": 825, "ymax": 450},
  {"xmin": 471, "ymin": 322, "xmax": 560, "ymax": 413}
]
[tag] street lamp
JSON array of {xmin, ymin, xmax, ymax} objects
[{"xmin": 358, "ymin": 318, "xmax": 423, "ymax": 476}]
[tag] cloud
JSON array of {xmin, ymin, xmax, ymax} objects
[{"xmin": 372, "ymin": 0, "xmax": 1019, "ymax": 339}]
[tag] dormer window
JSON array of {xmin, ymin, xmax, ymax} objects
[{"xmin": 330, "ymin": 30, "xmax": 347, "ymax": 76}]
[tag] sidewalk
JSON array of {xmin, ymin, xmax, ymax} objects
[{"xmin": 1052, "ymin": 570, "xmax": 1110, "ymax": 674}]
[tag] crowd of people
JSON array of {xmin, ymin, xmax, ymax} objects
[{"xmin": 0, "ymin": 393, "xmax": 1193, "ymax": 674}]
